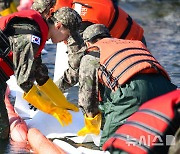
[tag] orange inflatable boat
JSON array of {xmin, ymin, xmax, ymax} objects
[
  {"xmin": 5, "ymin": 86, "xmax": 28, "ymax": 143},
  {"xmin": 5, "ymin": 86, "xmax": 66, "ymax": 153},
  {"xmin": 28, "ymin": 128, "xmax": 66, "ymax": 154}
]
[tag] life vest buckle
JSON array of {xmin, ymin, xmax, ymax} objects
[
  {"xmin": 107, "ymin": 76, "xmax": 119, "ymax": 90},
  {"xmin": 99, "ymin": 64, "xmax": 119, "ymax": 90},
  {"xmin": 147, "ymin": 61, "xmax": 161, "ymax": 74},
  {"xmin": 99, "ymin": 65, "xmax": 112, "ymax": 80}
]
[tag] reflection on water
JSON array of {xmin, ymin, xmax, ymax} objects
[{"xmin": 1, "ymin": 0, "xmax": 180, "ymax": 153}]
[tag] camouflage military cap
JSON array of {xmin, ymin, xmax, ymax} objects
[
  {"xmin": 53, "ymin": 7, "xmax": 82, "ymax": 32},
  {"xmin": 32, "ymin": 0, "xmax": 56, "ymax": 13},
  {"xmin": 83, "ymin": 24, "xmax": 110, "ymax": 42}
]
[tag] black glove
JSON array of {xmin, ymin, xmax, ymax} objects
[{"xmin": 28, "ymin": 103, "xmax": 37, "ymax": 111}]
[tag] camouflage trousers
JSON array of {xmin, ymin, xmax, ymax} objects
[
  {"xmin": 99, "ymin": 73, "xmax": 177, "ymax": 149},
  {"xmin": 0, "ymin": 82, "xmax": 9, "ymax": 140}
]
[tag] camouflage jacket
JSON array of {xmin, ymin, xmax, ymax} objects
[
  {"xmin": 78, "ymin": 50, "xmax": 100, "ymax": 116},
  {"xmin": 55, "ymin": 21, "xmax": 95, "ymax": 92},
  {"xmin": 7, "ymin": 18, "xmax": 49, "ymax": 93},
  {"xmin": 55, "ymin": 31, "xmax": 86, "ymax": 92},
  {"xmin": 55, "ymin": 28, "xmax": 100, "ymax": 115}
]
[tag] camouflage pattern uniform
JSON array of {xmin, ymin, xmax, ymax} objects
[
  {"xmin": 8, "ymin": 20, "xmax": 49, "ymax": 92},
  {"xmin": 0, "ymin": 13, "xmax": 49, "ymax": 139},
  {"xmin": 32, "ymin": 0, "xmax": 85, "ymax": 92},
  {"xmin": 79, "ymin": 24, "xmax": 177, "ymax": 148},
  {"xmin": 55, "ymin": 35, "xmax": 85, "ymax": 92},
  {"xmin": 55, "ymin": 1, "xmax": 147, "ymax": 93},
  {"xmin": 0, "ymin": 0, "xmax": 58, "ymax": 138},
  {"xmin": 78, "ymin": 24, "xmax": 110, "ymax": 117},
  {"xmin": 54, "ymin": 7, "xmax": 86, "ymax": 92},
  {"xmin": 32, "ymin": 0, "xmax": 56, "ymax": 14}
]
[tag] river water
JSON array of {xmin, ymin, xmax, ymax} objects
[{"xmin": 0, "ymin": 0, "xmax": 180, "ymax": 153}]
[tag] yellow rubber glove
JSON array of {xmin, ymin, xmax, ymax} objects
[
  {"xmin": 23, "ymin": 85, "xmax": 72, "ymax": 126},
  {"xmin": 50, "ymin": 107, "xmax": 72, "ymax": 126},
  {"xmin": 77, "ymin": 113, "xmax": 102, "ymax": 136},
  {"xmin": 38, "ymin": 78, "xmax": 79, "ymax": 112}
]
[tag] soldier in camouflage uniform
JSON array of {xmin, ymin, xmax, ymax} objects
[
  {"xmin": 53, "ymin": 7, "xmax": 85, "ymax": 92},
  {"xmin": 0, "ymin": 7, "xmax": 80, "ymax": 139},
  {"xmin": 77, "ymin": 24, "xmax": 177, "ymax": 148},
  {"xmin": 32, "ymin": 1, "xmax": 85, "ymax": 93},
  {"xmin": 32, "ymin": 0, "xmax": 145, "ymax": 95},
  {"xmin": 52, "ymin": 6, "xmax": 85, "ymax": 91},
  {"xmin": 32, "ymin": 0, "xmax": 85, "ymax": 92},
  {"xmin": 53, "ymin": 0, "xmax": 146, "ymax": 93}
]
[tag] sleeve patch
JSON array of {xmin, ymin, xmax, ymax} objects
[{"xmin": 31, "ymin": 35, "xmax": 41, "ymax": 45}]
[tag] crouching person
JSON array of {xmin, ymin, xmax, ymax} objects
[
  {"xmin": 0, "ymin": 7, "xmax": 80, "ymax": 139},
  {"xmin": 77, "ymin": 24, "xmax": 177, "ymax": 148}
]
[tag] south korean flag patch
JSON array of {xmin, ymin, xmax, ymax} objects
[{"xmin": 31, "ymin": 35, "xmax": 41, "ymax": 45}]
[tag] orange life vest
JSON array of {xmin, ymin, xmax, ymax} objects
[
  {"xmin": 0, "ymin": 10, "xmax": 48, "ymax": 82},
  {"xmin": 72, "ymin": 0, "xmax": 144, "ymax": 40},
  {"xmin": 53, "ymin": 0, "xmax": 144, "ymax": 40},
  {"xmin": 88, "ymin": 38, "xmax": 170, "ymax": 91},
  {"xmin": 53, "ymin": 0, "xmax": 73, "ymax": 11},
  {"xmin": 103, "ymin": 89, "xmax": 180, "ymax": 154}
]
